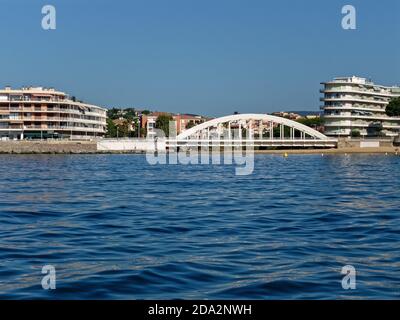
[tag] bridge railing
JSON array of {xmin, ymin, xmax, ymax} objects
[{"xmin": 167, "ymin": 138, "xmax": 338, "ymax": 148}]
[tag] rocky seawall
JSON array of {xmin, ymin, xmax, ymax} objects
[
  {"xmin": 0, "ymin": 141, "xmax": 98, "ymax": 154},
  {"xmin": 0, "ymin": 139, "xmax": 398, "ymax": 155}
]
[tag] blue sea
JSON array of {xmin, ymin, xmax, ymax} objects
[{"xmin": 0, "ymin": 154, "xmax": 399, "ymax": 299}]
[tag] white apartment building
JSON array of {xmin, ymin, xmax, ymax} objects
[
  {"xmin": 146, "ymin": 115, "xmax": 157, "ymax": 139},
  {"xmin": 321, "ymin": 76, "xmax": 400, "ymax": 137}
]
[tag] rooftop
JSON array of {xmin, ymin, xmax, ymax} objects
[
  {"xmin": 322, "ymin": 76, "xmax": 400, "ymax": 90},
  {"xmin": 0, "ymin": 86, "xmax": 66, "ymax": 96}
]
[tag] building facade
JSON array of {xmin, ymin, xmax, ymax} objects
[
  {"xmin": 141, "ymin": 112, "xmax": 208, "ymax": 138},
  {"xmin": 0, "ymin": 86, "xmax": 107, "ymax": 140},
  {"xmin": 173, "ymin": 114, "xmax": 205, "ymax": 134},
  {"xmin": 141, "ymin": 113, "xmax": 158, "ymax": 138},
  {"xmin": 321, "ymin": 76, "xmax": 400, "ymax": 137}
]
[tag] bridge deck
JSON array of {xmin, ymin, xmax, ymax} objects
[{"xmin": 167, "ymin": 139, "xmax": 338, "ymax": 148}]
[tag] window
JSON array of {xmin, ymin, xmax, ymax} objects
[{"xmin": 9, "ymin": 113, "xmax": 20, "ymax": 120}]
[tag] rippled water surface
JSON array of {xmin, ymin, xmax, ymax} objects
[{"xmin": 0, "ymin": 154, "xmax": 399, "ymax": 299}]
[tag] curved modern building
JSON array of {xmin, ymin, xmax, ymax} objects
[
  {"xmin": 321, "ymin": 76, "xmax": 400, "ymax": 137},
  {"xmin": 0, "ymin": 86, "xmax": 107, "ymax": 140}
]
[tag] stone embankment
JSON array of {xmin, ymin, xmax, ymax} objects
[
  {"xmin": 0, "ymin": 141, "xmax": 97, "ymax": 154},
  {"xmin": 0, "ymin": 139, "xmax": 398, "ymax": 155}
]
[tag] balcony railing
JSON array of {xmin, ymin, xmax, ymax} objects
[
  {"xmin": 322, "ymin": 86, "xmax": 392, "ymax": 96},
  {"xmin": 21, "ymin": 116, "xmax": 104, "ymax": 123},
  {"xmin": 322, "ymin": 96, "xmax": 389, "ymax": 104},
  {"xmin": 6, "ymin": 97, "xmax": 66, "ymax": 102},
  {"xmin": 21, "ymin": 125, "xmax": 105, "ymax": 131}
]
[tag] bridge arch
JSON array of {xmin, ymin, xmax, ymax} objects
[{"xmin": 176, "ymin": 113, "xmax": 328, "ymax": 140}]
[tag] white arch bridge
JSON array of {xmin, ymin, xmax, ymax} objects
[{"xmin": 167, "ymin": 114, "xmax": 337, "ymax": 149}]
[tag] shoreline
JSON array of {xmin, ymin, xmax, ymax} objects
[
  {"xmin": 253, "ymin": 147, "xmax": 400, "ymax": 155},
  {"xmin": 0, "ymin": 141, "xmax": 399, "ymax": 155}
]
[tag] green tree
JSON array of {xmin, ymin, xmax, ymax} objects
[
  {"xmin": 386, "ymin": 97, "xmax": 400, "ymax": 117},
  {"xmin": 155, "ymin": 114, "xmax": 174, "ymax": 137},
  {"xmin": 351, "ymin": 129, "xmax": 361, "ymax": 138},
  {"xmin": 273, "ymin": 126, "xmax": 292, "ymax": 138},
  {"xmin": 107, "ymin": 108, "xmax": 121, "ymax": 120},
  {"xmin": 124, "ymin": 108, "xmax": 136, "ymax": 122},
  {"xmin": 106, "ymin": 118, "xmax": 117, "ymax": 137},
  {"xmin": 106, "ymin": 119, "xmax": 131, "ymax": 138},
  {"xmin": 116, "ymin": 120, "xmax": 130, "ymax": 137},
  {"xmin": 186, "ymin": 120, "xmax": 197, "ymax": 130}
]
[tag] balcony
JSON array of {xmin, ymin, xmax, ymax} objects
[
  {"xmin": 322, "ymin": 105, "xmax": 385, "ymax": 112},
  {"xmin": 324, "ymin": 114, "xmax": 400, "ymax": 121},
  {"xmin": 321, "ymin": 96, "xmax": 388, "ymax": 105},
  {"xmin": 3, "ymin": 96, "xmax": 67, "ymax": 103},
  {"xmin": 322, "ymin": 87, "xmax": 392, "ymax": 97}
]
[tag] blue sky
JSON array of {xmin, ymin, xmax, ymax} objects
[{"xmin": 0, "ymin": 0, "xmax": 399, "ymax": 116}]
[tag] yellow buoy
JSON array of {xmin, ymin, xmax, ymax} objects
[{"xmin": 283, "ymin": 152, "xmax": 288, "ymax": 158}]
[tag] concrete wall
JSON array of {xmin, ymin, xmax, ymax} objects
[
  {"xmin": 0, "ymin": 138, "xmax": 395, "ymax": 154},
  {"xmin": 337, "ymin": 137, "xmax": 393, "ymax": 149},
  {"xmin": 0, "ymin": 139, "xmax": 164, "ymax": 154},
  {"xmin": 0, "ymin": 141, "xmax": 97, "ymax": 154},
  {"xmin": 97, "ymin": 139, "xmax": 165, "ymax": 152}
]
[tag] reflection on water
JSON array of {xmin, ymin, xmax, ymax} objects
[{"xmin": 0, "ymin": 154, "xmax": 399, "ymax": 299}]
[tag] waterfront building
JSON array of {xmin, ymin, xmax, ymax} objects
[
  {"xmin": 140, "ymin": 112, "xmax": 169, "ymax": 138},
  {"xmin": 141, "ymin": 112, "xmax": 208, "ymax": 137},
  {"xmin": 271, "ymin": 111, "xmax": 303, "ymax": 120},
  {"xmin": 173, "ymin": 114, "xmax": 206, "ymax": 134},
  {"xmin": 0, "ymin": 86, "xmax": 107, "ymax": 140},
  {"xmin": 321, "ymin": 76, "xmax": 400, "ymax": 137}
]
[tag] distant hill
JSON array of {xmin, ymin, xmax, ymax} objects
[{"xmin": 286, "ymin": 111, "xmax": 322, "ymax": 116}]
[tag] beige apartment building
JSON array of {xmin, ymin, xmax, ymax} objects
[{"xmin": 0, "ymin": 86, "xmax": 107, "ymax": 140}]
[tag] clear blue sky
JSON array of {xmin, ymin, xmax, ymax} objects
[{"xmin": 0, "ymin": 0, "xmax": 399, "ymax": 116}]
